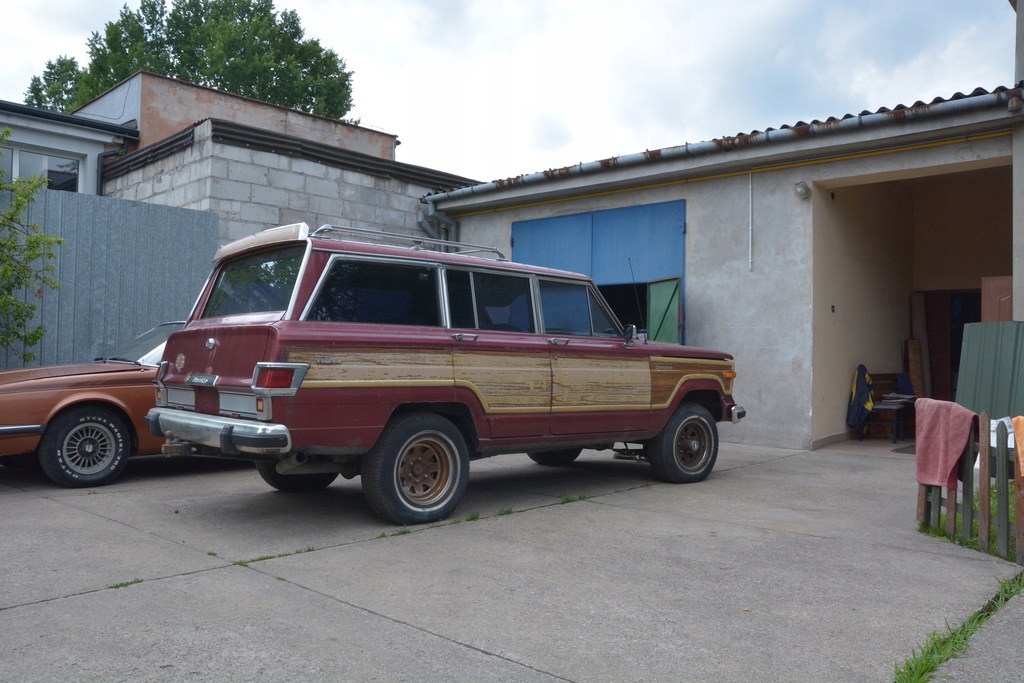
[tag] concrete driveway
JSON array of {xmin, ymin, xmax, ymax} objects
[{"xmin": 1, "ymin": 440, "xmax": 1018, "ymax": 682}]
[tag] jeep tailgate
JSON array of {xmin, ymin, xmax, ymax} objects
[{"xmin": 162, "ymin": 323, "xmax": 278, "ymax": 395}]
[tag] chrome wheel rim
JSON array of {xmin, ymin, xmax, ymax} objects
[{"xmin": 62, "ymin": 422, "xmax": 116, "ymax": 474}]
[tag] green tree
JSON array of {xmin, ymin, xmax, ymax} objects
[
  {"xmin": 26, "ymin": 0, "xmax": 354, "ymax": 119},
  {"xmin": 24, "ymin": 56, "xmax": 84, "ymax": 112},
  {"xmin": 0, "ymin": 129, "xmax": 63, "ymax": 364}
]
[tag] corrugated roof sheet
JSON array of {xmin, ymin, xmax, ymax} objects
[
  {"xmin": 721, "ymin": 85, "xmax": 1016, "ymax": 139},
  {"xmin": 426, "ymin": 85, "xmax": 1021, "ymax": 201}
]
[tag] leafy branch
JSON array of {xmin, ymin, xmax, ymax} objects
[{"xmin": 0, "ymin": 128, "xmax": 63, "ymax": 363}]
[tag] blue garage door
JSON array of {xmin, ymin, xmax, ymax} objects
[{"xmin": 511, "ymin": 200, "xmax": 686, "ymax": 341}]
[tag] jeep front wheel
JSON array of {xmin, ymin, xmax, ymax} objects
[
  {"xmin": 361, "ymin": 413, "xmax": 469, "ymax": 525},
  {"xmin": 645, "ymin": 403, "xmax": 718, "ymax": 483}
]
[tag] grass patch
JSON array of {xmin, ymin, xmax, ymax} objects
[
  {"xmin": 894, "ymin": 570, "xmax": 1024, "ymax": 682},
  {"xmin": 108, "ymin": 578, "xmax": 143, "ymax": 589},
  {"xmin": 921, "ymin": 483, "xmax": 1017, "ymax": 559},
  {"xmin": 560, "ymin": 494, "xmax": 588, "ymax": 504},
  {"xmin": 233, "ymin": 546, "xmax": 319, "ymax": 566},
  {"xmin": 465, "ymin": 512, "xmax": 480, "ymax": 522},
  {"xmin": 497, "ymin": 507, "xmax": 514, "ymax": 516}
]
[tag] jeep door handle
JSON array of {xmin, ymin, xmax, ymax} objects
[
  {"xmin": 451, "ymin": 333, "xmax": 478, "ymax": 342},
  {"xmin": 548, "ymin": 338, "xmax": 570, "ymax": 345}
]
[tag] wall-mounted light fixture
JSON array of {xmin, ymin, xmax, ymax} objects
[{"xmin": 794, "ymin": 181, "xmax": 812, "ymax": 199}]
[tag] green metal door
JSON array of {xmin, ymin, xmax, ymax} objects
[{"xmin": 647, "ymin": 277, "xmax": 681, "ymax": 344}]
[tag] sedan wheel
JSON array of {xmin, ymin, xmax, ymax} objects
[{"xmin": 38, "ymin": 407, "xmax": 130, "ymax": 487}]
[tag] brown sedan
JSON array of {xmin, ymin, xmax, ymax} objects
[{"xmin": 0, "ymin": 322, "xmax": 183, "ymax": 487}]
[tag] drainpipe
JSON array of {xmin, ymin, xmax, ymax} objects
[
  {"xmin": 95, "ymin": 137, "xmax": 128, "ymax": 196},
  {"xmin": 416, "ymin": 198, "xmax": 459, "ymax": 244}
]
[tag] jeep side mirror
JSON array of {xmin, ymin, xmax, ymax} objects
[{"xmin": 624, "ymin": 324, "xmax": 637, "ymax": 342}]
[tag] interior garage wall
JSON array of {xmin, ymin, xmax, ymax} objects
[
  {"xmin": 912, "ymin": 167, "xmax": 1012, "ymax": 290},
  {"xmin": 810, "ymin": 166, "xmax": 1012, "ymax": 446},
  {"xmin": 811, "ymin": 183, "xmax": 914, "ymax": 446}
]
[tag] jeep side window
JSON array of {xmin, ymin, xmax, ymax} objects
[
  {"xmin": 474, "ymin": 272, "xmax": 535, "ymax": 333},
  {"xmin": 539, "ymin": 280, "xmax": 620, "ymax": 337},
  {"xmin": 588, "ymin": 288, "xmax": 621, "ymax": 337},
  {"xmin": 203, "ymin": 245, "xmax": 305, "ymax": 318},
  {"xmin": 446, "ymin": 269, "xmax": 476, "ymax": 328},
  {"xmin": 308, "ymin": 260, "xmax": 441, "ymax": 326},
  {"xmin": 446, "ymin": 270, "xmax": 535, "ymax": 333}
]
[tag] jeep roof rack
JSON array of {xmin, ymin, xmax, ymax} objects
[{"xmin": 312, "ymin": 224, "xmax": 508, "ymax": 261}]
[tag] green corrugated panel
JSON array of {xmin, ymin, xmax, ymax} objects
[{"xmin": 956, "ymin": 321, "xmax": 1024, "ymax": 417}]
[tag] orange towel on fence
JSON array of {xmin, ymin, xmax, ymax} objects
[
  {"xmin": 1014, "ymin": 416, "xmax": 1024, "ymax": 479},
  {"xmin": 915, "ymin": 398, "xmax": 977, "ymax": 489}
]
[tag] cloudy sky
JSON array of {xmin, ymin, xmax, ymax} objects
[{"xmin": 2, "ymin": 1, "xmax": 1018, "ymax": 182}]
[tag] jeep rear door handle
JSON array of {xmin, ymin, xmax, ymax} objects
[
  {"xmin": 548, "ymin": 338, "xmax": 570, "ymax": 345},
  {"xmin": 451, "ymin": 333, "xmax": 478, "ymax": 342}
]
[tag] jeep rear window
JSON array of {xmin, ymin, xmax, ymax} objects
[
  {"xmin": 307, "ymin": 260, "xmax": 441, "ymax": 326},
  {"xmin": 202, "ymin": 245, "xmax": 305, "ymax": 318}
]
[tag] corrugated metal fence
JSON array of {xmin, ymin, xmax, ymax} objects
[
  {"xmin": 2, "ymin": 189, "xmax": 218, "ymax": 369},
  {"xmin": 957, "ymin": 321, "xmax": 1024, "ymax": 418}
]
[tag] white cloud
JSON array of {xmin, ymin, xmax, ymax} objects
[{"xmin": 1, "ymin": 0, "xmax": 1016, "ymax": 181}]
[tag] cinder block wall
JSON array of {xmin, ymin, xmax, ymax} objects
[{"xmin": 107, "ymin": 120, "xmax": 432, "ymax": 245}]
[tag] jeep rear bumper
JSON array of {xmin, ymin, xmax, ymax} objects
[{"xmin": 146, "ymin": 408, "xmax": 291, "ymax": 456}]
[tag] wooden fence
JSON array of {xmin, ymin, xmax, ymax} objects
[{"xmin": 917, "ymin": 412, "xmax": 1024, "ymax": 564}]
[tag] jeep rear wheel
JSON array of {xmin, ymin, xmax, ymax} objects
[
  {"xmin": 645, "ymin": 403, "xmax": 718, "ymax": 483},
  {"xmin": 361, "ymin": 413, "xmax": 469, "ymax": 525}
]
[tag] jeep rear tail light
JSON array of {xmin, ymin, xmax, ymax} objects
[
  {"xmin": 256, "ymin": 368, "xmax": 295, "ymax": 389},
  {"xmin": 251, "ymin": 362, "xmax": 309, "ymax": 397}
]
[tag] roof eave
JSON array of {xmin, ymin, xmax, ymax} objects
[{"xmin": 426, "ymin": 86, "xmax": 1022, "ymax": 212}]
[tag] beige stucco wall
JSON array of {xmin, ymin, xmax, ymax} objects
[
  {"xmin": 444, "ymin": 164, "xmax": 819, "ymax": 449},
  {"xmin": 446, "ymin": 130, "xmax": 1014, "ymax": 450}
]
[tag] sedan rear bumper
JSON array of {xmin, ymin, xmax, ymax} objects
[{"xmin": 146, "ymin": 408, "xmax": 291, "ymax": 456}]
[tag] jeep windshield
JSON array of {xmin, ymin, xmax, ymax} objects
[{"xmin": 201, "ymin": 244, "xmax": 305, "ymax": 318}]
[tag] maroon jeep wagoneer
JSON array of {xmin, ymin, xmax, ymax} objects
[{"xmin": 147, "ymin": 224, "xmax": 744, "ymax": 524}]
